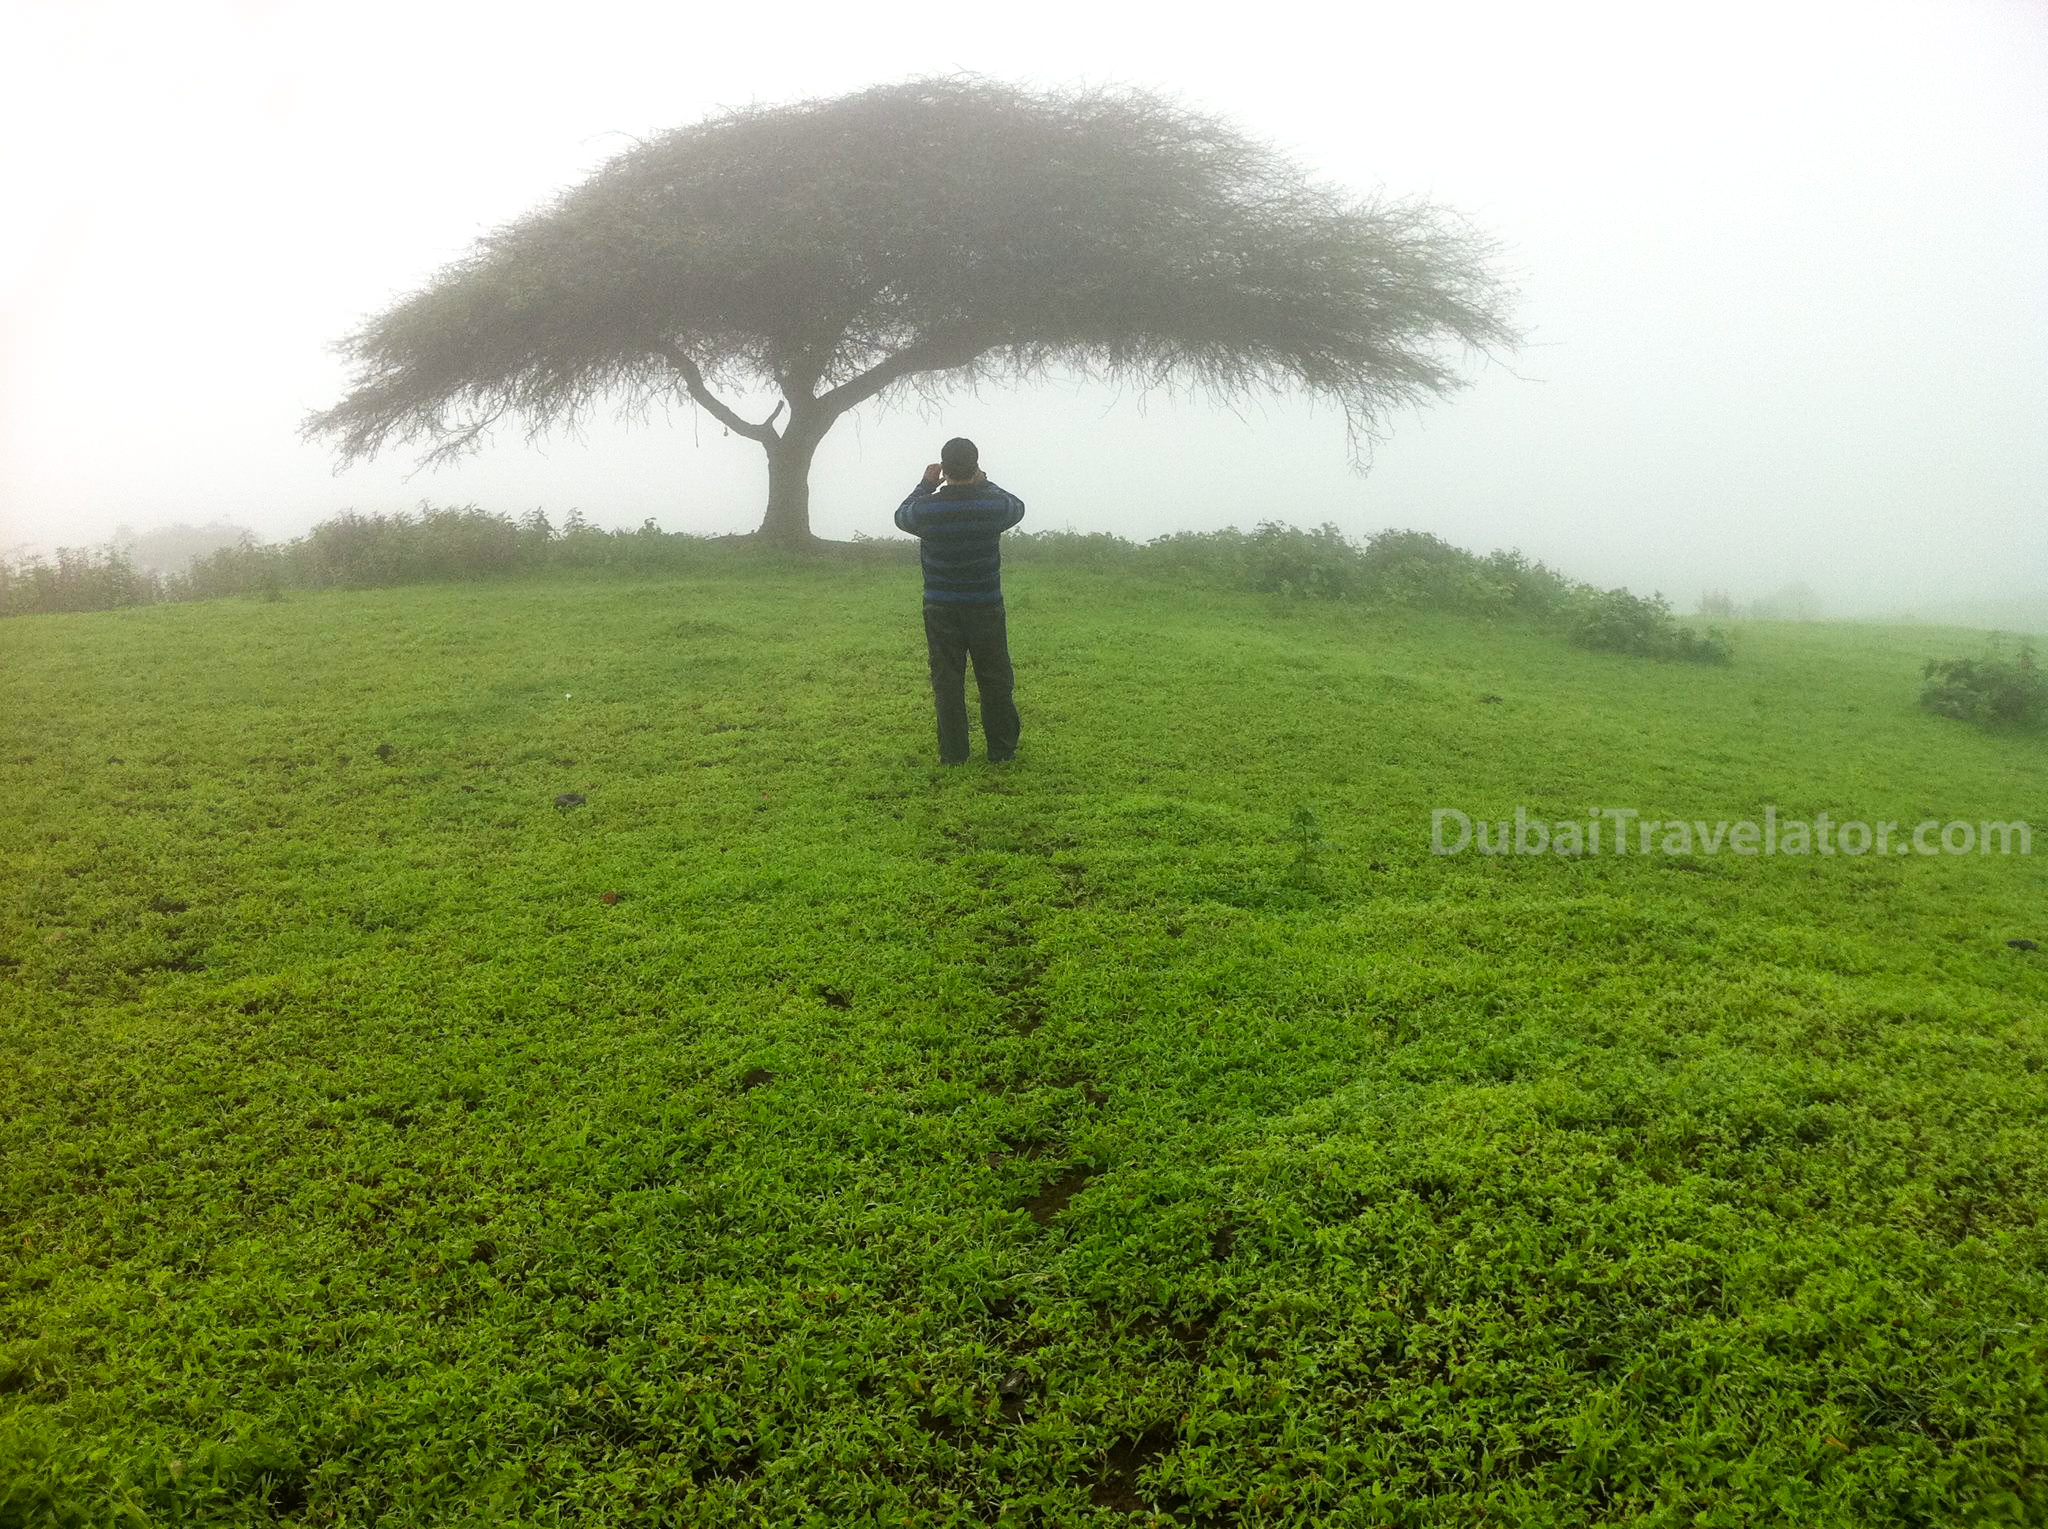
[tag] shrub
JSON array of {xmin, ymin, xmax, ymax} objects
[
  {"xmin": 0, "ymin": 511, "xmax": 1729, "ymax": 678},
  {"xmin": 841, "ymin": 531, "xmax": 919, "ymax": 565},
  {"xmin": 174, "ymin": 536, "xmax": 288, "ymax": 603},
  {"xmin": 1357, "ymin": 529, "xmax": 1512, "ymax": 612},
  {"xmin": 1141, "ymin": 527, "xmax": 1250, "ymax": 588},
  {"xmin": 1, "ymin": 504, "xmax": 753, "ymax": 614},
  {"xmin": 1747, "ymin": 581, "xmax": 1823, "ymax": 621},
  {"xmin": 1006, "ymin": 529, "xmax": 1147, "ymax": 569},
  {"xmin": 0, "ymin": 545, "xmax": 159, "ymax": 616},
  {"xmin": 116, "ymin": 520, "xmax": 256, "ymax": 577},
  {"xmin": 1565, "ymin": 586, "xmax": 1733, "ymax": 664},
  {"xmin": 1242, "ymin": 522, "xmax": 1367, "ymax": 599},
  {"xmin": 1920, "ymin": 639, "xmax": 2046, "ymax": 729},
  {"xmin": 1480, "ymin": 548, "xmax": 1577, "ymax": 619}
]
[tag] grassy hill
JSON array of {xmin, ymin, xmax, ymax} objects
[{"xmin": 2, "ymin": 563, "xmax": 2043, "ymax": 1526}]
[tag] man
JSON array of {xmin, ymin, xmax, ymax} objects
[{"xmin": 894, "ymin": 437, "xmax": 1026, "ymax": 765}]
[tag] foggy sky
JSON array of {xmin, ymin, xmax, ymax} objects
[{"xmin": 3, "ymin": 0, "xmax": 2043, "ymax": 616}]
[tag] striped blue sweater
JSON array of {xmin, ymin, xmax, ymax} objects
[{"xmin": 894, "ymin": 478, "xmax": 1027, "ymax": 605}]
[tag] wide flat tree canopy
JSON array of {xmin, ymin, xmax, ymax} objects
[{"xmin": 310, "ymin": 77, "xmax": 1516, "ymax": 538}]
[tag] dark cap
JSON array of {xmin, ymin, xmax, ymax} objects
[{"xmin": 940, "ymin": 437, "xmax": 979, "ymax": 477}]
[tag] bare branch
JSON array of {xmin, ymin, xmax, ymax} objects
[
  {"xmin": 653, "ymin": 343, "xmax": 784, "ymax": 442},
  {"xmin": 814, "ymin": 330, "xmax": 989, "ymax": 419}
]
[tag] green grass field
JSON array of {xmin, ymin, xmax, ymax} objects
[{"xmin": 2, "ymin": 562, "xmax": 2043, "ymax": 1527}]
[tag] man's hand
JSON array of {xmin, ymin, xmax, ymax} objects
[
  {"xmin": 921, "ymin": 463, "xmax": 943, "ymax": 487},
  {"xmin": 971, "ymin": 468, "xmax": 987, "ymax": 485}
]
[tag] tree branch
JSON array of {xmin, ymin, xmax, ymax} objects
[
  {"xmin": 413, "ymin": 405, "xmax": 512, "ymax": 469},
  {"xmin": 653, "ymin": 342, "xmax": 786, "ymax": 442},
  {"xmin": 815, "ymin": 330, "xmax": 990, "ymax": 419}
]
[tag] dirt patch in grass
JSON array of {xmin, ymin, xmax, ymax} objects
[
  {"xmin": 1090, "ymin": 1420, "xmax": 1179, "ymax": 1512},
  {"xmin": 1020, "ymin": 1165, "xmax": 1096, "ymax": 1225},
  {"xmin": 691, "ymin": 1444, "xmax": 761, "ymax": 1484}
]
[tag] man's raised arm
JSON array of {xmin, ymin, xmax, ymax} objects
[{"xmin": 894, "ymin": 462, "xmax": 944, "ymax": 536}]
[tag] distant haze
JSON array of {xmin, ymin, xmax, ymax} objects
[{"xmin": 4, "ymin": 0, "xmax": 2043, "ymax": 618}]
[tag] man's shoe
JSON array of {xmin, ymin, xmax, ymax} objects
[
  {"xmin": 987, "ymin": 752, "xmax": 1015, "ymax": 763},
  {"xmin": 939, "ymin": 756, "xmax": 968, "ymax": 767}
]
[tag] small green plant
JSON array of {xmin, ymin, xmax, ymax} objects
[
  {"xmin": 1285, "ymin": 805, "xmax": 1331, "ymax": 886},
  {"xmin": 1921, "ymin": 637, "xmax": 2046, "ymax": 729}
]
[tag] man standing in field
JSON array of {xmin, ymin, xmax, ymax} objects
[{"xmin": 894, "ymin": 438, "xmax": 1026, "ymax": 765}]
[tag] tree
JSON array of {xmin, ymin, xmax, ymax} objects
[
  {"xmin": 306, "ymin": 77, "xmax": 1518, "ymax": 548},
  {"xmin": 112, "ymin": 520, "xmax": 259, "ymax": 577},
  {"xmin": 1748, "ymin": 581, "xmax": 1822, "ymax": 621}
]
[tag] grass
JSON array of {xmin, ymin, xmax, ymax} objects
[{"xmin": 1, "ymin": 562, "xmax": 2044, "ymax": 1526}]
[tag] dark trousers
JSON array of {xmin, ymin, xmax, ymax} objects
[{"xmin": 922, "ymin": 601, "xmax": 1019, "ymax": 762}]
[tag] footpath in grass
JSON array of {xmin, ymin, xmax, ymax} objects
[{"xmin": 1, "ymin": 563, "xmax": 2044, "ymax": 1527}]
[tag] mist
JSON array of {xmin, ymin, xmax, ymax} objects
[{"xmin": 4, "ymin": 0, "xmax": 2043, "ymax": 621}]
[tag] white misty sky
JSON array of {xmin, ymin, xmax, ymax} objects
[{"xmin": 2, "ymin": 0, "xmax": 2043, "ymax": 613}]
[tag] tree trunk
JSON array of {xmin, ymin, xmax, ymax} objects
[{"xmin": 758, "ymin": 425, "xmax": 825, "ymax": 548}]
